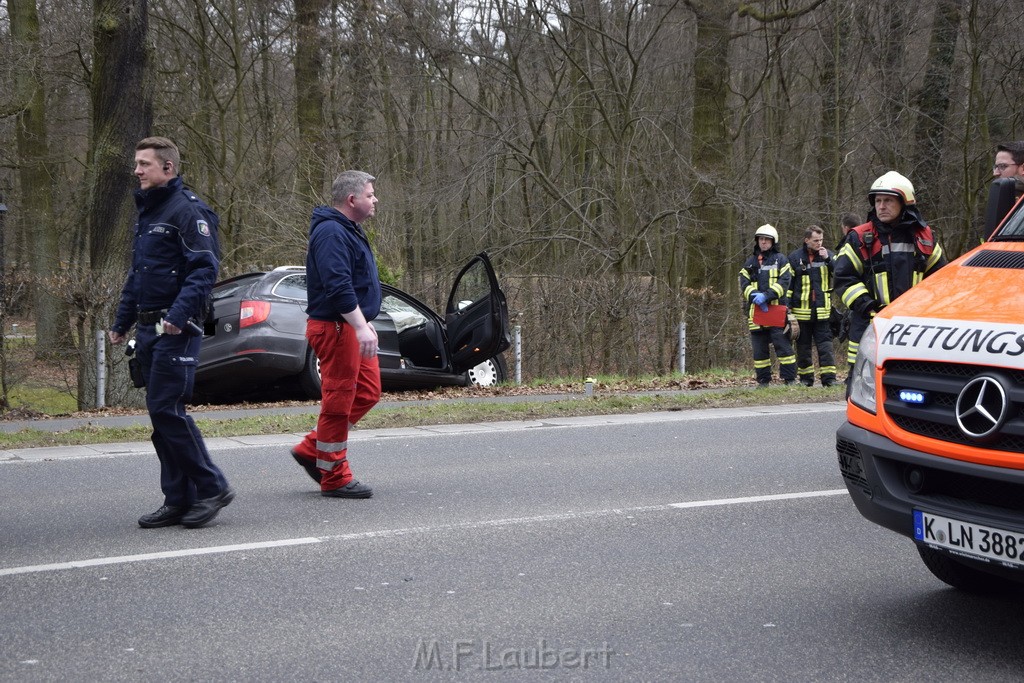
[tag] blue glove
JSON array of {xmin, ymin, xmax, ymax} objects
[{"xmin": 752, "ymin": 292, "xmax": 769, "ymax": 311}]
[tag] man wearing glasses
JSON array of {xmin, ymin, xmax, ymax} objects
[{"xmin": 993, "ymin": 141, "xmax": 1024, "ymax": 180}]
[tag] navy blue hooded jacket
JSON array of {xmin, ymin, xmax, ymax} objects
[
  {"xmin": 112, "ymin": 176, "xmax": 220, "ymax": 334},
  {"xmin": 305, "ymin": 205, "xmax": 381, "ymax": 322}
]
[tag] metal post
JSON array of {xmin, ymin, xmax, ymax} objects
[
  {"xmin": 513, "ymin": 324, "xmax": 522, "ymax": 385},
  {"xmin": 0, "ymin": 195, "xmax": 7, "ymax": 407},
  {"xmin": 95, "ymin": 330, "xmax": 106, "ymax": 408},
  {"xmin": 678, "ymin": 322, "xmax": 686, "ymax": 375},
  {"xmin": 0, "ymin": 194, "xmax": 6, "ymax": 339}
]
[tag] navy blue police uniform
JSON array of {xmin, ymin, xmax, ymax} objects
[{"xmin": 112, "ymin": 176, "xmax": 231, "ymax": 514}]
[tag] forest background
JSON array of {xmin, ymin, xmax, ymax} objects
[{"xmin": 2, "ymin": 0, "xmax": 1023, "ymax": 410}]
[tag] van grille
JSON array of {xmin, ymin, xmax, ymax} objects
[{"xmin": 883, "ymin": 361, "xmax": 1024, "ymax": 454}]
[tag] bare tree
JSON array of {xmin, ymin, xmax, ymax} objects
[
  {"xmin": 79, "ymin": 0, "xmax": 152, "ymax": 408},
  {"xmin": 8, "ymin": 0, "xmax": 67, "ymax": 358},
  {"xmin": 911, "ymin": 0, "xmax": 965, "ymax": 195},
  {"xmin": 294, "ymin": 0, "xmax": 331, "ymax": 203},
  {"xmin": 816, "ymin": 1, "xmax": 859, "ymax": 237}
]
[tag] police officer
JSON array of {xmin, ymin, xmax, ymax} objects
[
  {"xmin": 739, "ymin": 224, "xmax": 798, "ymax": 386},
  {"xmin": 834, "ymin": 171, "xmax": 947, "ymax": 373},
  {"xmin": 108, "ymin": 137, "xmax": 234, "ymax": 529}
]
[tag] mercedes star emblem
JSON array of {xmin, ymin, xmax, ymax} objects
[{"xmin": 955, "ymin": 376, "xmax": 1009, "ymax": 440}]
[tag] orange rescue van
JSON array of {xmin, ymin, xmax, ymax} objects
[{"xmin": 836, "ymin": 178, "xmax": 1024, "ymax": 592}]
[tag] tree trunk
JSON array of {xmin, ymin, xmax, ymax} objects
[
  {"xmin": 685, "ymin": 3, "xmax": 734, "ymax": 371},
  {"xmin": 82, "ymin": 0, "xmax": 151, "ymax": 409},
  {"xmin": 817, "ymin": 2, "xmax": 856, "ymax": 238},
  {"xmin": 871, "ymin": 3, "xmax": 910, "ymax": 170},
  {"xmin": 9, "ymin": 0, "xmax": 68, "ymax": 359},
  {"xmin": 294, "ymin": 0, "xmax": 330, "ymax": 203},
  {"xmin": 911, "ymin": 0, "xmax": 964, "ymax": 198}
]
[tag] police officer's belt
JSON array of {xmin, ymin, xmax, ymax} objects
[{"xmin": 137, "ymin": 309, "xmax": 168, "ymax": 325}]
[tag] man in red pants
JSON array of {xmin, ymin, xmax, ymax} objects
[{"xmin": 290, "ymin": 171, "xmax": 381, "ymax": 498}]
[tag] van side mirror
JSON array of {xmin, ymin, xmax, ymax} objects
[{"xmin": 983, "ymin": 177, "xmax": 1020, "ymax": 241}]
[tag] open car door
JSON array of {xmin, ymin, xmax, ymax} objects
[{"xmin": 444, "ymin": 252, "xmax": 512, "ymax": 374}]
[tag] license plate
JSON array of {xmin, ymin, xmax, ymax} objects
[{"xmin": 914, "ymin": 510, "xmax": 1024, "ymax": 569}]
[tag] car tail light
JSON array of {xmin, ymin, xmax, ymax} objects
[{"xmin": 239, "ymin": 300, "xmax": 271, "ymax": 328}]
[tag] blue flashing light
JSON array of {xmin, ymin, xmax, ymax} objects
[{"xmin": 899, "ymin": 389, "xmax": 927, "ymax": 405}]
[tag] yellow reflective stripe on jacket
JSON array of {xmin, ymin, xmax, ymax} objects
[
  {"xmin": 874, "ymin": 272, "xmax": 890, "ymax": 305},
  {"xmin": 842, "ymin": 282, "xmax": 869, "ymax": 308},
  {"xmin": 925, "ymin": 244, "xmax": 944, "ymax": 271},
  {"xmin": 838, "ymin": 242, "xmax": 863, "ymax": 274}
]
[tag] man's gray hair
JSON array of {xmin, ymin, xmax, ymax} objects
[{"xmin": 331, "ymin": 170, "xmax": 376, "ymax": 206}]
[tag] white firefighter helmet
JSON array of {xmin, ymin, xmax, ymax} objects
[
  {"xmin": 754, "ymin": 224, "xmax": 778, "ymax": 243},
  {"xmin": 868, "ymin": 171, "xmax": 916, "ymax": 205}
]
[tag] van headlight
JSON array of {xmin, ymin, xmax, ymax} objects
[{"xmin": 849, "ymin": 324, "xmax": 878, "ymax": 414}]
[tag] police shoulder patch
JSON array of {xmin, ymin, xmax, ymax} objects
[{"xmin": 197, "ymin": 219, "xmax": 211, "ymax": 237}]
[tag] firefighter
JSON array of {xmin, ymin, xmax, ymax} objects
[
  {"xmin": 739, "ymin": 224, "xmax": 798, "ymax": 387},
  {"xmin": 834, "ymin": 171, "xmax": 947, "ymax": 373},
  {"xmin": 787, "ymin": 226, "xmax": 837, "ymax": 387},
  {"xmin": 837, "ymin": 212, "xmax": 860, "ymax": 251}
]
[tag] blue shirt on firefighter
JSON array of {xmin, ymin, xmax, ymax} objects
[
  {"xmin": 304, "ymin": 205, "xmax": 382, "ymax": 322},
  {"xmin": 113, "ymin": 176, "xmax": 219, "ymax": 334}
]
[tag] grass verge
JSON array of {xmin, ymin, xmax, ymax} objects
[{"xmin": 0, "ymin": 384, "xmax": 844, "ymax": 450}]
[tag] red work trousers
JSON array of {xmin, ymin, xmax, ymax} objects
[{"xmin": 292, "ymin": 319, "xmax": 381, "ymax": 491}]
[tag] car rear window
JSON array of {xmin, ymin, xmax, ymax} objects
[
  {"xmin": 213, "ymin": 273, "xmax": 264, "ymax": 300},
  {"xmin": 273, "ymin": 274, "xmax": 308, "ymax": 301}
]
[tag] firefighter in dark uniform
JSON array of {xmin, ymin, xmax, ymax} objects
[
  {"xmin": 739, "ymin": 224, "xmax": 798, "ymax": 386},
  {"xmin": 834, "ymin": 171, "xmax": 947, "ymax": 373},
  {"xmin": 787, "ymin": 226, "xmax": 837, "ymax": 387},
  {"xmin": 109, "ymin": 137, "xmax": 234, "ymax": 529}
]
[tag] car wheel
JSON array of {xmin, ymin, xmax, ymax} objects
[
  {"xmin": 298, "ymin": 346, "xmax": 322, "ymax": 399},
  {"xmin": 916, "ymin": 544, "xmax": 1017, "ymax": 593},
  {"xmin": 465, "ymin": 354, "xmax": 507, "ymax": 388}
]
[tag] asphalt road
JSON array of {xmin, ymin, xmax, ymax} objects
[{"xmin": 3, "ymin": 403, "xmax": 1023, "ymax": 681}]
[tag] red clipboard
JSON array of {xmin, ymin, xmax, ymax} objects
[{"xmin": 753, "ymin": 304, "xmax": 787, "ymax": 328}]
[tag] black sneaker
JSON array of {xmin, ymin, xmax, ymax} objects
[
  {"xmin": 138, "ymin": 505, "xmax": 187, "ymax": 528},
  {"xmin": 321, "ymin": 480, "xmax": 373, "ymax": 499},
  {"xmin": 182, "ymin": 488, "xmax": 236, "ymax": 528}
]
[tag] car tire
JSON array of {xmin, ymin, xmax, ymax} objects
[
  {"xmin": 298, "ymin": 346, "xmax": 322, "ymax": 400},
  {"xmin": 465, "ymin": 354, "xmax": 507, "ymax": 388},
  {"xmin": 916, "ymin": 544, "xmax": 1018, "ymax": 593}
]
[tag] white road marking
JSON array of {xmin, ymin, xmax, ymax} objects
[
  {"xmin": 0, "ymin": 538, "xmax": 321, "ymax": 577},
  {"xmin": 669, "ymin": 489, "xmax": 848, "ymax": 509},
  {"xmin": 0, "ymin": 489, "xmax": 849, "ymax": 578}
]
